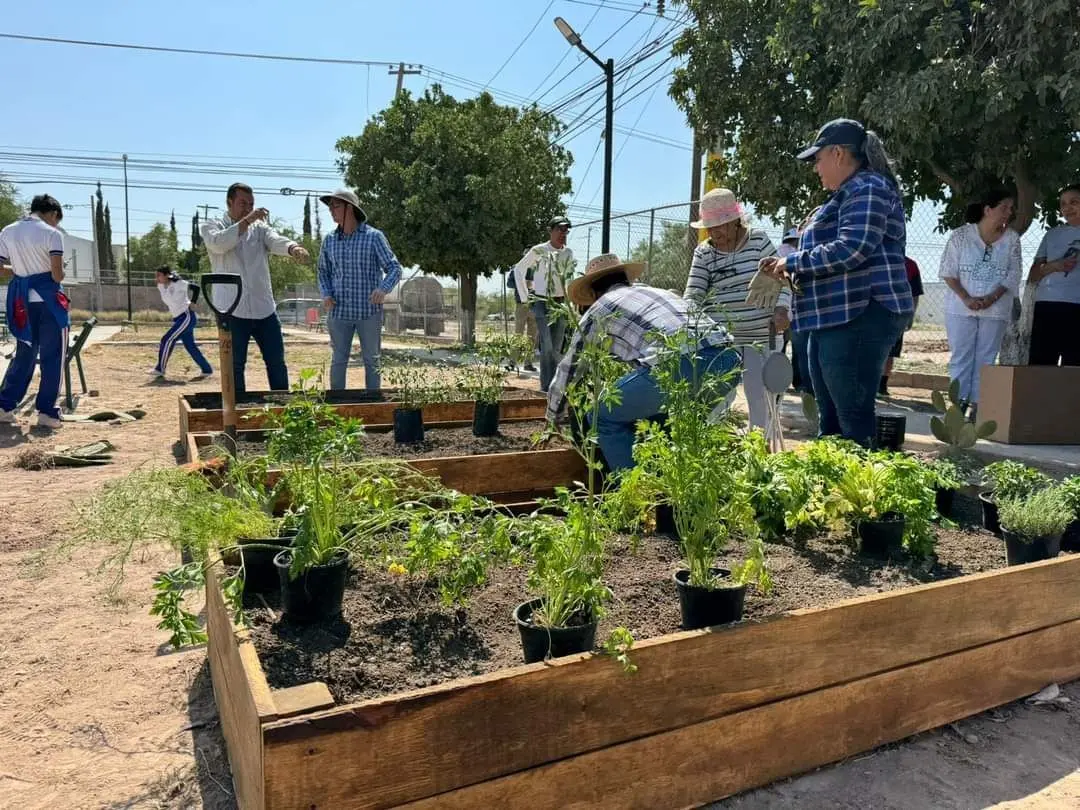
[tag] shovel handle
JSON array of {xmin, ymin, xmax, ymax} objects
[{"xmin": 200, "ymin": 273, "xmax": 243, "ymax": 324}]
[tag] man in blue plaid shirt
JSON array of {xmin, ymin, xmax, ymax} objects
[
  {"xmin": 547, "ymin": 253, "xmax": 739, "ymax": 471},
  {"xmin": 759, "ymin": 119, "xmax": 913, "ymax": 446},
  {"xmin": 318, "ymin": 189, "xmax": 402, "ymax": 391}
]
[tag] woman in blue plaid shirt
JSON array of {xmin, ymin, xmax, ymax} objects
[{"xmin": 760, "ymin": 119, "xmax": 913, "ymax": 447}]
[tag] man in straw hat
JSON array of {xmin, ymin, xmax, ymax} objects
[
  {"xmin": 546, "ymin": 253, "xmax": 740, "ymax": 472},
  {"xmin": 318, "ymin": 188, "xmax": 402, "ymax": 391}
]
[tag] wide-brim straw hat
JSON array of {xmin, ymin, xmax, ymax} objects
[
  {"xmin": 691, "ymin": 187, "xmax": 747, "ymax": 230},
  {"xmin": 567, "ymin": 252, "xmax": 646, "ymax": 308},
  {"xmin": 319, "ymin": 188, "xmax": 367, "ymax": 222}
]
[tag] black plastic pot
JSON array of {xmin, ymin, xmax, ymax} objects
[
  {"xmin": 472, "ymin": 401, "xmax": 500, "ymax": 437},
  {"xmin": 980, "ymin": 491, "xmax": 1001, "ymax": 537},
  {"xmin": 1002, "ymin": 529, "xmax": 1062, "ymax": 566},
  {"xmin": 934, "ymin": 487, "xmax": 956, "ymax": 520},
  {"xmin": 1063, "ymin": 519, "xmax": 1080, "ymax": 552},
  {"xmin": 875, "ymin": 414, "xmax": 907, "ymax": 451},
  {"xmin": 673, "ymin": 568, "xmax": 747, "ymax": 630},
  {"xmin": 654, "ymin": 504, "xmax": 678, "ymax": 540},
  {"xmin": 857, "ymin": 512, "xmax": 906, "ymax": 558},
  {"xmin": 236, "ymin": 531, "xmax": 297, "ymax": 594},
  {"xmin": 393, "ymin": 407, "xmax": 424, "ymax": 444},
  {"xmin": 274, "ymin": 549, "xmax": 349, "ymax": 623},
  {"xmin": 514, "ymin": 598, "xmax": 598, "ymax": 664}
]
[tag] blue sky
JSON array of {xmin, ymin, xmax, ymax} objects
[
  {"xmin": 0, "ymin": 0, "xmax": 1045, "ymax": 292},
  {"xmin": 0, "ymin": 1, "xmax": 695, "ymax": 261}
]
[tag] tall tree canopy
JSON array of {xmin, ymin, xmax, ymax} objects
[
  {"xmin": 127, "ymin": 223, "xmax": 179, "ymax": 281},
  {"xmin": 671, "ymin": 0, "xmax": 1080, "ymax": 230},
  {"xmin": 0, "ymin": 177, "xmax": 21, "ymax": 229},
  {"xmin": 336, "ymin": 85, "xmax": 573, "ymax": 344}
]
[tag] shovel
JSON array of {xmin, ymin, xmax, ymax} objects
[{"xmin": 200, "ymin": 273, "xmax": 243, "ymax": 452}]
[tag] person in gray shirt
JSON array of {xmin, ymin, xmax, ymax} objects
[
  {"xmin": 1027, "ymin": 183, "xmax": 1080, "ymax": 366},
  {"xmin": 201, "ymin": 182, "xmax": 310, "ymax": 395}
]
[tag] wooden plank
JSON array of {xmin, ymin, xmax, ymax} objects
[
  {"xmin": 398, "ymin": 618, "xmax": 1080, "ymax": 810},
  {"xmin": 407, "ymin": 448, "xmax": 586, "ymax": 495},
  {"xmin": 206, "ymin": 567, "xmax": 275, "ymax": 810},
  {"xmin": 259, "ymin": 555, "xmax": 1080, "ymax": 810},
  {"xmin": 186, "ymin": 432, "xmax": 201, "ymax": 464},
  {"xmin": 178, "ymin": 394, "xmax": 192, "ymax": 443},
  {"xmin": 272, "ymin": 683, "xmax": 336, "ymax": 719}
]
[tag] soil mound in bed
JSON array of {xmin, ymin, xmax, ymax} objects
[{"xmin": 247, "ymin": 527, "xmax": 1008, "ymax": 705}]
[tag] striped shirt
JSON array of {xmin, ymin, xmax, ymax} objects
[
  {"xmin": 684, "ymin": 229, "xmax": 790, "ymax": 344},
  {"xmin": 318, "ymin": 223, "xmax": 402, "ymax": 321},
  {"xmin": 783, "ymin": 170, "xmax": 913, "ymax": 331},
  {"xmin": 546, "ymin": 284, "xmax": 733, "ymax": 421}
]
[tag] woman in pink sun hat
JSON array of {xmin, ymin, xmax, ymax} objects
[{"xmin": 685, "ymin": 188, "xmax": 791, "ymax": 349}]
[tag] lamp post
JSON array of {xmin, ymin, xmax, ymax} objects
[{"xmin": 554, "ymin": 16, "xmax": 614, "ymax": 253}]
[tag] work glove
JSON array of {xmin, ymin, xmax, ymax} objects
[{"xmin": 745, "ymin": 270, "xmax": 784, "ymax": 311}]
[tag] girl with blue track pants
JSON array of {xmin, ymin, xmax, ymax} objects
[{"xmin": 152, "ymin": 267, "xmax": 212, "ymax": 378}]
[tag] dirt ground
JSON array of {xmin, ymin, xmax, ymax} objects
[{"xmin": 1, "ymin": 325, "xmax": 1078, "ymax": 810}]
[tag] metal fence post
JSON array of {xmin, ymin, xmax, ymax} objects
[{"xmin": 647, "ymin": 207, "xmax": 656, "ymax": 271}]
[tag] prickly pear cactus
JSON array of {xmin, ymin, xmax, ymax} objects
[{"xmin": 929, "ymin": 379, "xmax": 996, "ymax": 449}]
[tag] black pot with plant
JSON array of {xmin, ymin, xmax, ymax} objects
[
  {"xmin": 234, "ymin": 530, "xmax": 297, "ymax": 594},
  {"xmin": 927, "ymin": 457, "xmax": 964, "ymax": 521},
  {"xmin": 998, "ymin": 486, "xmax": 1070, "ymax": 567},
  {"xmin": 514, "ymin": 598, "xmax": 598, "ymax": 664},
  {"xmin": 393, "ymin": 408, "xmax": 425, "ymax": 443},
  {"xmin": 274, "ymin": 548, "xmax": 349, "ymax": 622},
  {"xmin": 458, "ymin": 337, "xmax": 511, "ymax": 437},
  {"xmin": 857, "ymin": 512, "xmax": 906, "ymax": 558},
  {"xmin": 1057, "ymin": 476, "xmax": 1080, "ymax": 551},
  {"xmin": 673, "ymin": 568, "xmax": 746, "ymax": 629},
  {"xmin": 979, "ymin": 491, "xmax": 1001, "ymax": 536},
  {"xmin": 383, "ymin": 355, "xmax": 448, "ymax": 444},
  {"xmin": 980, "ymin": 461, "xmax": 1052, "ymax": 537},
  {"xmin": 472, "ymin": 401, "xmax": 500, "ymax": 437}
]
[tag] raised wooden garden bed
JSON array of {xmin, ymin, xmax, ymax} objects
[
  {"xmin": 178, "ymin": 386, "xmax": 547, "ymax": 441},
  {"xmin": 207, "ymin": 551, "xmax": 1080, "ymax": 809}
]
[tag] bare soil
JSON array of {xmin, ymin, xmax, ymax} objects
[
  {"xmin": 3, "ymin": 325, "xmax": 1080, "ymax": 809},
  {"xmin": 248, "ymin": 526, "xmax": 1007, "ymax": 705}
]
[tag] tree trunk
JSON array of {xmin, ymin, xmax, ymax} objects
[
  {"xmin": 460, "ymin": 269, "xmax": 478, "ymax": 348},
  {"xmin": 1011, "ymin": 160, "xmax": 1038, "ymax": 236}
]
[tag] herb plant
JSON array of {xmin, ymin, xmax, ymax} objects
[
  {"xmin": 998, "ymin": 486, "xmax": 1072, "ymax": 541},
  {"xmin": 382, "ymin": 354, "xmax": 450, "ymax": 411},
  {"xmin": 981, "ymin": 461, "xmax": 1051, "ymax": 503},
  {"xmin": 261, "ymin": 369, "xmax": 364, "ymax": 463},
  {"xmin": 456, "ymin": 337, "xmax": 511, "ymax": 405}
]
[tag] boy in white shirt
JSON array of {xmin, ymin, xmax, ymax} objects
[
  {"xmin": 152, "ymin": 267, "xmax": 212, "ymax": 379},
  {"xmin": 0, "ymin": 194, "xmax": 69, "ymax": 428}
]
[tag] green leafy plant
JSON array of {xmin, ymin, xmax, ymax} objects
[
  {"xmin": 625, "ymin": 328, "xmax": 769, "ymax": 591},
  {"xmin": 998, "ymin": 486, "xmax": 1072, "ymax": 541},
  {"xmin": 602, "ymin": 627, "xmax": 638, "ymax": 674},
  {"xmin": 261, "ymin": 369, "xmax": 364, "ymax": 463},
  {"xmin": 382, "ymin": 354, "xmax": 451, "ymax": 411},
  {"xmin": 930, "ymin": 380, "xmax": 997, "ymax": 450},
  {"xmin": 1058, "ymin": 476, "xmax": 1080, "ymax": 519},
  {"xmin": 981, "ymin": 460, "xmax": 1051, "ymax": 503},
  {"xmin": 456, "ymin": 337, "xmax": 511, "ymax": 405},
  {"xmin": 926, "ymin": 457, "xmax": 965, "ymax": 492}
]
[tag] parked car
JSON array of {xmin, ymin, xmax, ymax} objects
[{"xmin": 276, "ymin": 298, "xmax": 323, "ymax": 326}]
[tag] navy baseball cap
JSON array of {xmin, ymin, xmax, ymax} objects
[{"xmin": 796, "ymin": 118, "xmax": 866, "ymax": 161}]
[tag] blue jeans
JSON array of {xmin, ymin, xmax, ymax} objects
[
  {"xmin": 0, "ymin": 302, "xmax": 64, "ymax": 418},
  {"xmin": 155, "ymin": 311, "xmax": 212, "ymax": 375},
  {"xmin": 532, "ymin": 300, "xmax": 566, "ymax": 392},
  {"xmin": 790, "ymin": 329, "xmax": 812, "ymax": 394},
  {"xmin": 807, "ymin": 300, "xmax": 907, "ymax": 447},
  {"xmin": 229, "ymin": 313, "xmax": 288, "ymax": 397},
  {"xmin": 327, "ymin": 313, "xmax": 383, "ymax": 391},
  {"xmin": 594, "ymin": 346, "xmax": 742, "ymax": 472}
]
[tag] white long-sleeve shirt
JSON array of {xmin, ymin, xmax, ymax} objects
[
  {"xmin": 512, "ymin": 242, "xmax": 574, "ymax": 302},
  {"xmin": 158, "ymin": 279, "xmax": 193, "ymax": 318},
  {"xmin": 200, "ymin": 214, "xmax": 297, "ymax": 319}
]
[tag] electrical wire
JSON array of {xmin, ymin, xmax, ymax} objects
[{"xmin": 483, "ymin": 0, "xmax": 556, "ymax": 89}]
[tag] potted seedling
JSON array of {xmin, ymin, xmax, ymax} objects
[
  {"xmin": 626, "ymin": 328, "xmax": 770, "ymax": 629},
  {"xmin": 926, "ymin": 456, "xmax": 965, "ymax": 519},
  {"xmin": 457, "ymin": 337, "xmax": 511, "ymax": 437},
  {"xmin": 979, "ymin": 461, "xmax": 1051, "ymax": 537},
  {"xmin": 998, "ymin": 486, "xmax": 1070, "ymax": 566},
  {"xmin": 1058, "ymin": 476, "xmax": 1080, "ymax": 551},
  {"xmin": 382, "ymin": 354, "xmax": 448, "ymax": 443}
]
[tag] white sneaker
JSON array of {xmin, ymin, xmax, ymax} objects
[
  {"xmin": 0, "ymin": 409, "xmax": 16, "ymax": 424},
  {"xmin": 36, "ymin": 412, "xmax": 63, "ymax": 428},
  {"xmin": 148, "ymin": 367, "xmax": 164, "ymax": 378}
]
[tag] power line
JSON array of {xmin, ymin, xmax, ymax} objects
[
  {"xmin": 483, "ymin": 0, "xmax": 556, "ymax": 89},
  {"xmin": 526, "ymin": 2, "xmax": 602, "ymax": 97},
  {"xmin": 0, "ymin": 31, "xmax": 412, "ymax": 67}
]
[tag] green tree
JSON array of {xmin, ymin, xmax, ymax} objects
[
  {"xmin": 170, "ymin": 210, "xmax": 176, "ymax": 234},
  {"xmin": 630, "ymin": 221, "xmax": 696, "ymax": 292},
  {"xmin": 671, "ymin": 0, "xmax": 1080, "ymax": 231},
  {"xmin": 191, "ymin": 211, "xmax": 203, "ymax": 249},
  {"xmin": 127, "ymin": 223, "xmax": 179, "ymax": 282},
  {"xmin": 302, "ymin": 195, "xmax": 312, "ymax": 238},
  {"xmin": 103, "ymin": 204, "xmax": 115, "ymax": 267},
  {"xmin": 266, "ymin": 222, "xmax": 319, "ymax": 294},
  {"xmin": 0, "ymin": 177, "xmax": 21, "ymax": 229},
  {"xmin": 335, "ymin": 85, "xmax": 573, "ymax": 345}
]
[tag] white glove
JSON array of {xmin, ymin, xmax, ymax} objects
[{"xmin": 745, "ymin": 271, "xmax": 784, "ymax": 311}]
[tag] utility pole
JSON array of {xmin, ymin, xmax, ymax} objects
[
  {"xmin": 389, "ymin": 62, "xmax": 422, "ymax": 97},
  {"xmin": 687, "ymin": 131, "xmax": 703, "ymax": 255},
  {"xmin": 123, "ymin": 153, "xmax": 132, "ymax": 321},
  {"xmin": 197, "ymin": 204, "xmax": 219, "ymax": 219}
]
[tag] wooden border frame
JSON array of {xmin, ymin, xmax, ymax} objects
[
  {"xmin": 207, "ymin": 551, "xmax": 1080, "ymax": 810},
  {"xmin": 179, "ymin": 387, "xmax": 546, "ymax": 442}
]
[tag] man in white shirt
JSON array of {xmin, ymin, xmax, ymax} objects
[
  {"xmin": 0, "ymin": 194, "xmax": 69, "ymax": 428},
  {"xmin": 511, "ymin": 216, "xmax": 575, "ymax": 392},
  {"xmin": 200, "ymin": 183, "xmax": 310, "ymax": 396}
]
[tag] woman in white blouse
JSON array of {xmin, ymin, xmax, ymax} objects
[{"xmin": 940, "ymin": 188, "xmax": 1023, "ymax": 420}]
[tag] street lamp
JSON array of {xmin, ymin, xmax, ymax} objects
[{"xmin": 554, "ymin": 16, "xmax": 614, "ymax": 253}]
